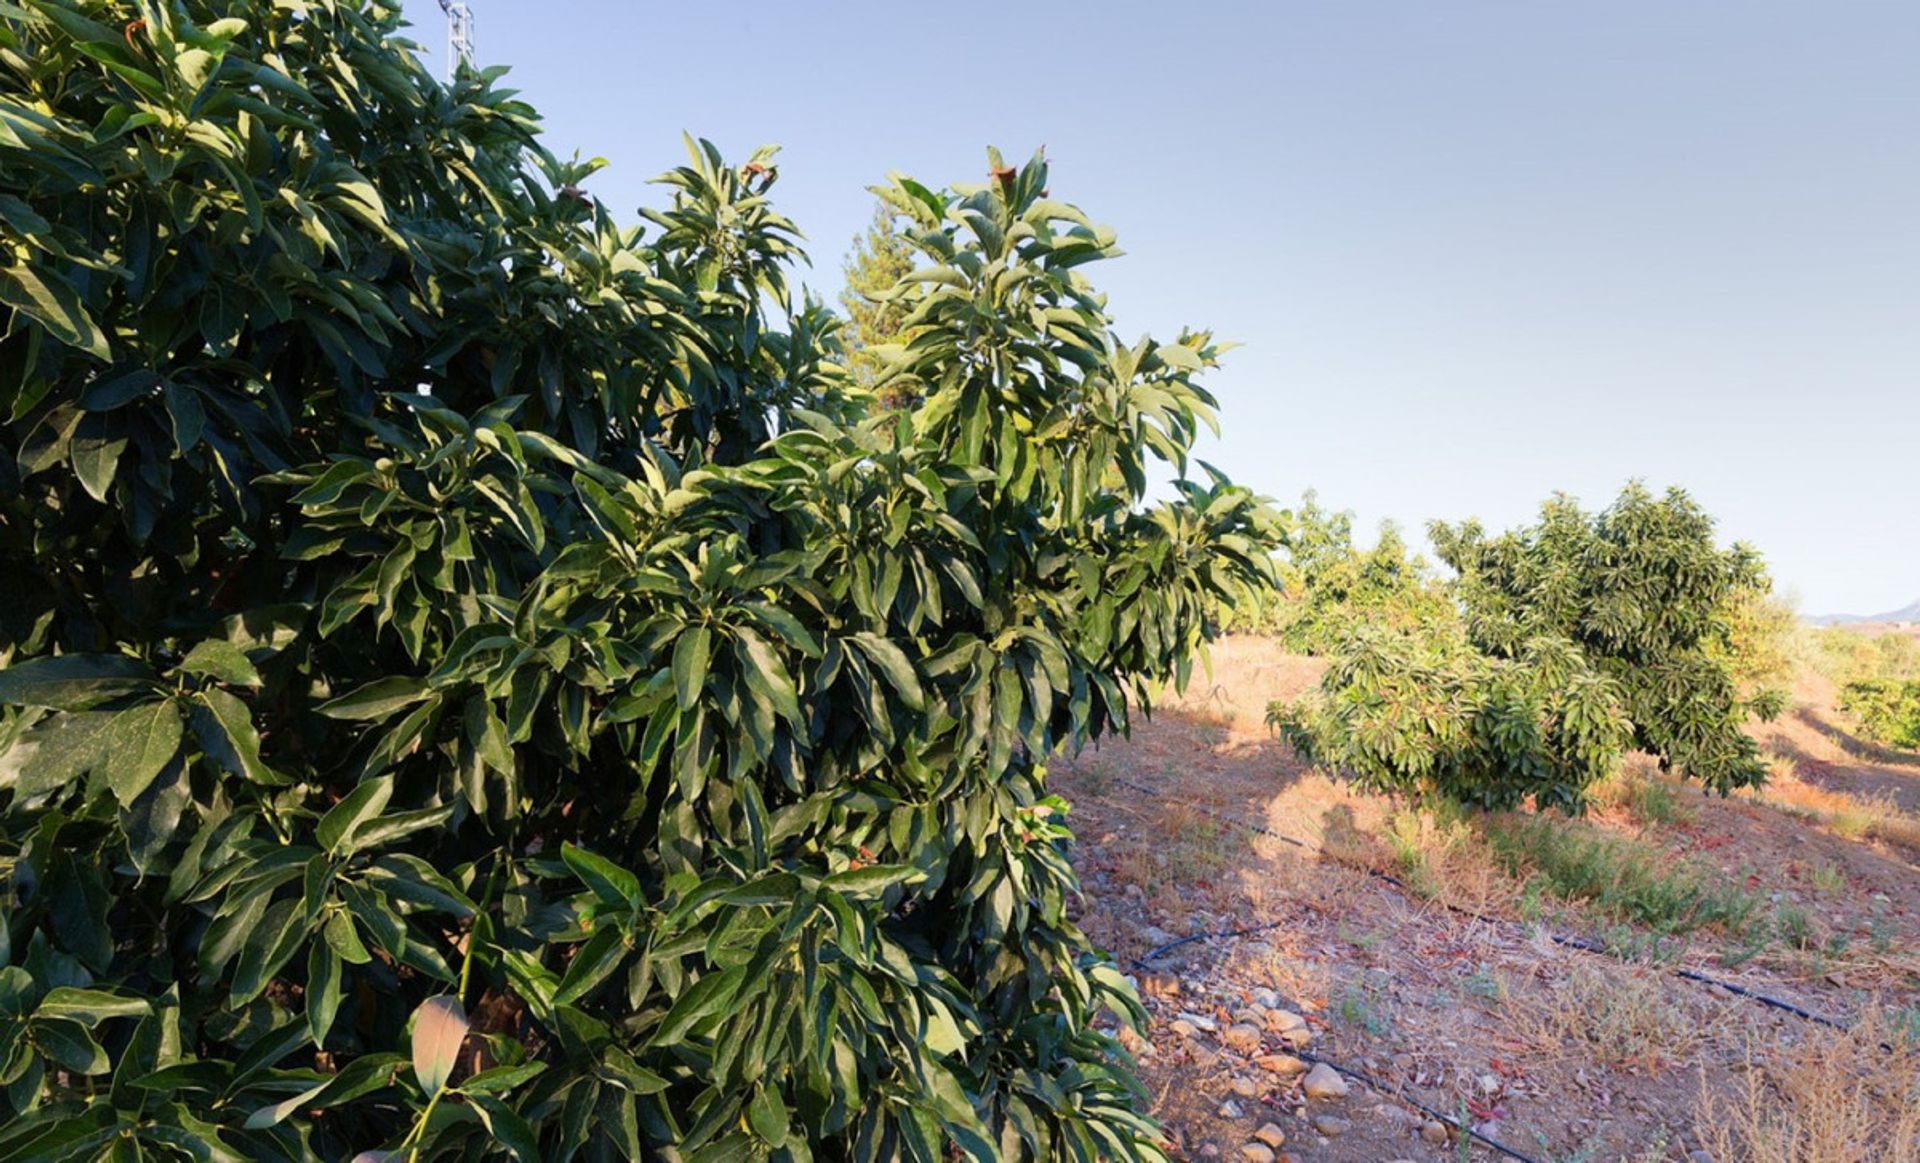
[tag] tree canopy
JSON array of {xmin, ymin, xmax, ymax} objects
[
  {"xmin": 0, "ymin": 3, "xmax": 1276, "ymax": 1160},
  {"xmin": 1277, "ymin": 484, "xmax": 1772, "ymax": 810}
]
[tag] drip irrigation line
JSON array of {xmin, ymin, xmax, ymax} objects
[
  {"xmin": 1290, "ymin": 1048, "xmax": 1547, "ymax": 1163},
  {"xmin": 1102, "ymin": 773, "xmax": 1854, "ymax": 1035},
  {"xmin": 1123, "ymin": 922, "xmax": 1545, "ymax": 1161}
]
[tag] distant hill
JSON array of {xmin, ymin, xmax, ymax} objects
[{"xmin": 1808, "ymin": 598, "xmax": 1920, "ymax": 627}]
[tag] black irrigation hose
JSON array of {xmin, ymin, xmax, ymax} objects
[
  {"xmin": 1125, "ymin": 922, "xmax": 1546, "ymax": 1162},
  {"xmin": 1290, "ymin": 1048, "xmax": 1548, "ymax": 1163},
  {"xmin": 1102, "ymin": 773, "xmax": 1856, "ymax": 1034}
]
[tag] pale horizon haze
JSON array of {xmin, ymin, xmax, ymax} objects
[{"xmin": 411, "ymin": 1, "xmax": 1918, "ymax": 617}]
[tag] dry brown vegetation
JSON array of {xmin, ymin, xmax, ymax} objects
[{"xmin": 1058, "ymin": 637, "xmax": 1920, "ymax": 1162}]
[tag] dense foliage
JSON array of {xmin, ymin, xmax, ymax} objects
[
  {"xmin": 1271, "ymin": 630, "xmax": 1631, "ymax": 812},
  {"xmin": 0, "ymin": 3, "xmax": 1276, "ymax": 1160},
  {"xmin": 1838, "ymin": 680, "xmax": 1920, "ymax": 751},
  {"xmin": 1428, "ymin": 484, "xmax": 1770, "ymax": 794},
  {"xmin": 1809, "ymin": 626, "xmax": 1920, "ymax": 687},
  {"xmin": 1226, "ymin": 493, "xmax": 1454, "ymax": 650},
  {"xmin": 1276, "ymin": 484, "xmax": 1772, "ymax": 809},
  {"xmin": 836, "ymin": 200, "xmax": 919, "ymax": 410}
]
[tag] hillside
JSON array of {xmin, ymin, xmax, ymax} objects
[
  {"xmin": 1810, "ymin": 598, "xmax": 1920, "ymax": 627},
  {"xmin": 1055, "ymin": 637, "xmax": 1920, "ymax": 1160}
]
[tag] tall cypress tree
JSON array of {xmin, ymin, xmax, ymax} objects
[{"xmin": 839, "ymin": 199, "xmax": 922, "ymax": 409}]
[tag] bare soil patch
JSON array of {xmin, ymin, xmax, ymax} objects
[{"xmin": 1058, "ymin": 638, "xmax": 1920, "ymax": 1162}]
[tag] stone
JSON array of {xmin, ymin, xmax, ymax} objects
[
  {"xmin": 1421, "ymin": 1120, "xmax": 1450, "ymax": 1144},
  {"xmin": 1217, "ymin": 1098, "xmax": 1244, "ymax": 1119},
  {"xmin": 1170, "ymin": 1020, "xmax": 1199, "ymax": 1040},
  {"xmin": 1311, "ymin": 1114, "xmax": 1350, "ymax": 1137},
  {"xmin": 1223, "ymin": 1023, "xmax": 1264, "ymax": 1053},
  {"xmin": 1300, "ymin": 1062, "xmax": 1349, "ymax": 1100},
  {"xmin": 1177, "ymin": 1011, "xmax": 1219, "ymax": 1033},
  {"xmin": 1254, "ymin": 1053, "xmax": 1309, "ymax": 1075},
  {"xmin": 1252, "ymin": 1123, "xmax": 1286, "ymax": 1148},
  {"xmin": 1237, "ymin": 1146, "xmax": 1274, "ymax": 1163},
  {"xmin": 1264, "ymin": 1009, "xmax": 1312, "ymax": 1048},
  {"xmin": 1252, "ymin": 987, "xmax": 1283, "ymax": 1009},
  {"xmin": 1229, "ymin": 1075, "xmax": 1258, "ymax": 1098}
]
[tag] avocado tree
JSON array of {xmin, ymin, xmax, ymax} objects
[
  {"xmin": 1277, "ymin": 484, "xmax": 1770, "ymax": 809},
  {"xmin": 0, "ymin": 3, "xmax": 1276, "ymax": 1160},
  {"xmin": 1430, "ymin": 483, "xmax": 1770, "ymax": 794},
  {"xmin": 1240, "ymin": 492, "xmax": 1455, "ymax": 651}
]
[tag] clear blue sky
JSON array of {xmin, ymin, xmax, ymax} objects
[{"xmin": 414, "ymin": 1, "xmax": 1918, "ymax": 616}]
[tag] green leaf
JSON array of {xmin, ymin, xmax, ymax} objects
[
  {"xmin": 100, "ymin": 700, "xmax": 184, "ymax": 806},
  {"xmin": 850, "ymin": 633, "xmax": 925, "ymax": 710},
  {"xmin": 307, "ymin": 942, "xmax": 342, "ymax": 1046},
  {"xmin": 0, "ymin": 654, "xmax": 156, "ymax": 710},
  {"xmin": 31, "ymin": 1016, "xmax": 109, "ymax": 1074},
  {"xmin": 921, "ymin": 997, "xmax": 967, "ymax": 1056},
  {"xmin": 822, "ymin": 864, "xmax": 925, "ymax": 898},
  {"xmin": 194, "ymin": 687, "xmax": 284, "ymax": 785},
  {"xmin": 323, "ymin": 910, "xmax": 372, "ymax": 966},
  {"xmin": 553, "ymin": 925, "xmax": 626, "ymax": 1007},
  {"xmin": 651, "ymin": 965, "xmax": 746, "ymax": 1047},
  {"xmin": 748, "ymin": 1085, "xmax": 789, "ymax": 1146},
  {"xmin": 0, "ymin": 710, "xmax": 113, "ymax": 799},
  {"xmin": 561, "ymin": 843, "xmax": 641, "ymax": 909},
  {"xmin": 315, "ymin": 776, "xmax": 394, "ymax": 855},
  {"xmin": 176, "ymin": 640, "xmax": 261, "ymax": 687},
  {"xmin": 672, "ymin": 626, "xmax": 711, "ymax": 713},
  {"xmin": 33, "ymin": 988, "xmax": 149, "ymax": 1027},
  {"xmin": 317, "ymin": 676, "xmax": 431, "ymax": 721},
  {"xmin": 470, "ymin": 1093, "xmax": 543, "ymax": 1160},
  {"xmin": 410, "ymin": 995, "xmax": 468, "ymax": 1095},
  {"xmin": 69, "ymin": 430, "xmax": 127, "ymax": 502},
  {"xmin": 0, "ymin": 263, "xmax": 109, "ymax": 360}
]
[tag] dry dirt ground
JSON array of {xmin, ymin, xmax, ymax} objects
[{"xmin": 1053, "ymin": 637, "xmax": 1920, "ymax": 1163}]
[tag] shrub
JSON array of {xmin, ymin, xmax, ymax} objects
[
  {"xmin": 1269, "ymin": 629, "xmax": 1632, "ymax": 811},
  {"xmin": 1223, "ymin": 492, "xmax": 1455, "ymax": 650},
  {"xmin": 1430, "ymin": 483, "xmax": 1771, "ymax": 794},
  {"xmin": 1276, "ymin": 483, "xmax": 1773, "ymax": 809},
  {"xmin": 0, "ymin": 4, "xmax": 1276, "ymax": 1160},
  {"xmin": 1807, "ymin": 626, "xmax": 1920, "ymax": 686},
  {"xmin": 1837, "ymin": 679, "xmax": 1920, "ymax": 750}
]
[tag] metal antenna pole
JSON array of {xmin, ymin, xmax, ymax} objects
[{"xmin": 435, "ymin": 0, "xmax": 475, "ymax": 81}]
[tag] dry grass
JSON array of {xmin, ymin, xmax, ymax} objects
[
  {"xmin": 1381, "ymin": 805, "xmax": 1517, "ymax": 917},
  {"xmin": 1512, "ymin": 960, "xmax": 1701, "ymax": 1071},
  {"xmin": 1748, "ymin": 752, "xmax": 1920, "ymax": 850},
  {"xmin": 1695, "ymin": 1009, "xmax": 1920, "ymax": 1162},
  {"xmin": 1590, "ymin": 756, "xmax": 1698, "ymax": 828}
]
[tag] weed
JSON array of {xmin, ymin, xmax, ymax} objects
[
  {"xmin": 1600, "ymin": 924, "xmax": 1687, "ymax": 966},
  {"xmin": 1773, "ymin": 902, "xmax": 1817, "ymax": 951},
  {"xmin": 1870, "ymin": 908, "xmax": 1896, "ymax": 955},
  {"xmin": 1519, "ymin": 961, "xmax": 1698, "ymax": 1070},
  {"xmin": 1809, "ymin": 862, "xmax": 1845, "ymax": 895},
  {"xmin": 1534, "ymin": 1132, "xmax": 1601, "ymax": 1163},
  {"xmin": 1078, "ymin": 760, "xmax": 1111, "ymax": 796},
  {"xmin": 1336, "ymin": 980, "xmax": 1391, "ymax": 1036},
  {"xmin": 1485, "ymin": 815, "xmax": 1761, "ymax": 937},
  {"xmin": 1594, "ymin": 761, "xmax": 1695, "ymax": 826},
  {"xmin": 1459, "ymin": 962, "xmax": 1502, "ymax": 1005},
  {"xmin": 1697, "ymin": 1009, "xmax": 1920, "ymax": 1162}
]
